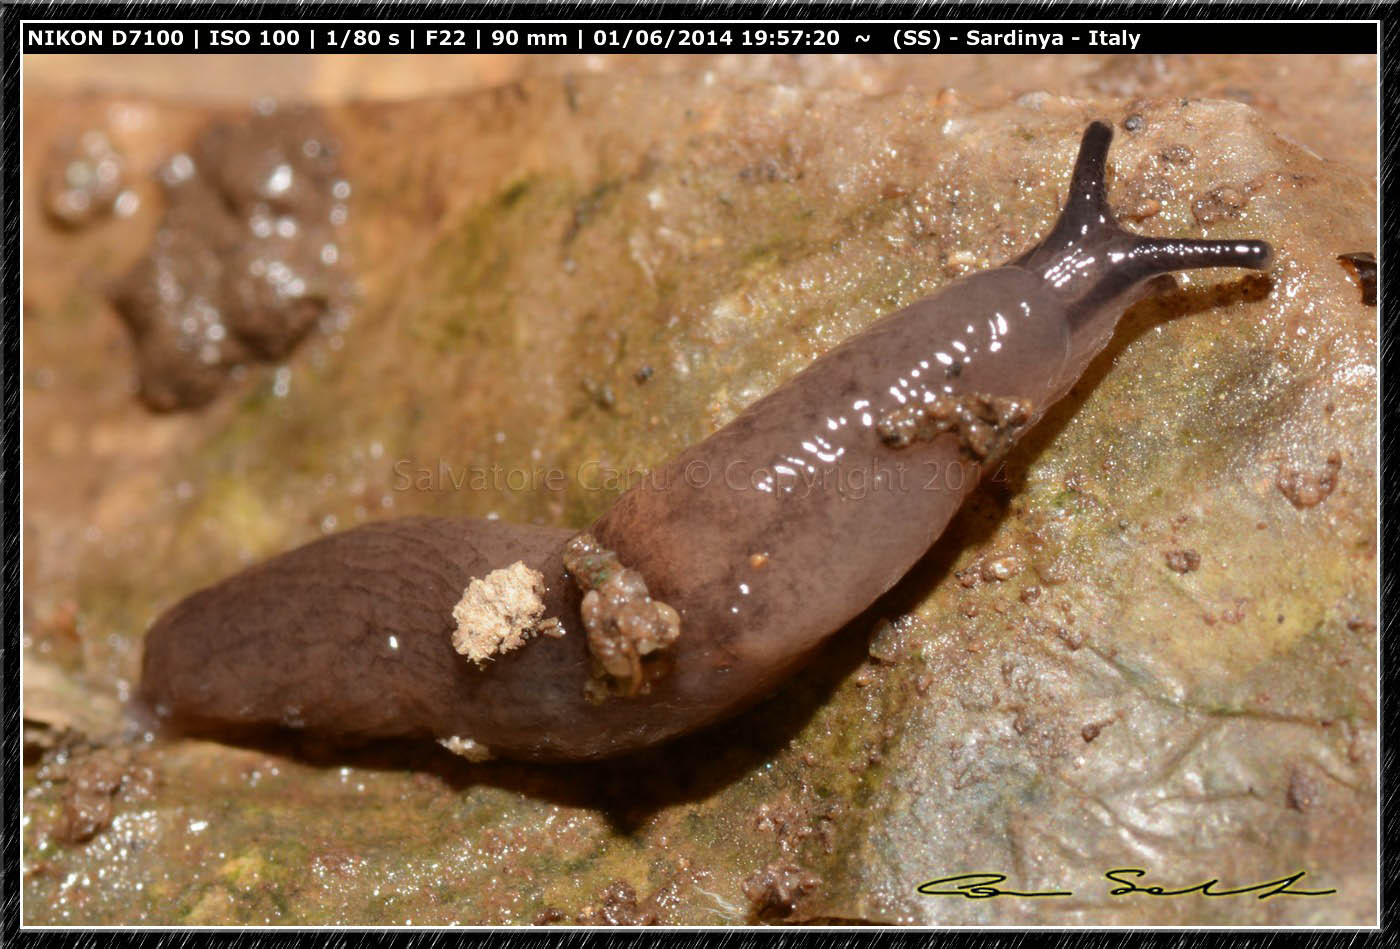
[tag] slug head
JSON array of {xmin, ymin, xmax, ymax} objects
[{"xmin": 1014, "ymin": 121, "xmax": 1273, "ymax": 369}]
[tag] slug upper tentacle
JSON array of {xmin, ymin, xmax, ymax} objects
[
  {"xmin": 1017, "ymin": 121, "xmax": 1272, "ymax": 326},
  {"xmin": 139, "ymin": 121, "xmax": 1275, "ymax": 762}
]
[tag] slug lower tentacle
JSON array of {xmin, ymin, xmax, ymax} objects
[{"xmin": 139, "ymin": 121, "xmax": 1274, "ymax": 762}]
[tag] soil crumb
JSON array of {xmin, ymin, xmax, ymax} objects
[
  {"xmin": 1164, "ymin": 549, "xmax": 1201, "ymax": 573},
  {"xmin": 877, "ymin": 392, "xmax": 1032, "ymax": 460},
  {"xmin": 451, "ymin": 561, "xmax": 557, "ymax": 665},
  {"xmin": 563, "ymin": 533, "xmax": 680, "ymax": 698},
  {"xmin": 1277, "ymin": 451, "xmax": 1342, "ymax": 508},
  {"xmin": 1287, "ymin": 765, "xmax": 1320, "ymax": 812}
]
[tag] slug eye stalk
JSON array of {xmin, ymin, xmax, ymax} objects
[{"xmin": 1015, "ymin": 120, "xmax": 1273, "ymax": 320}]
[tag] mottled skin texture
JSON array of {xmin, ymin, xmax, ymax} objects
[{"xmin": 140, "ymin": 123, "xmax": 1273, "ymax": 762}]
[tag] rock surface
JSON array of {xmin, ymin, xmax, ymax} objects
[{"xmin": 23, "ymin": 57, "xmax": 1375, "ymax": 925}]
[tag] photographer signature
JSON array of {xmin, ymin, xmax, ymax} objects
[{"xmin": 918, "ymin": 869, "xmax": 1336, "ymax": 901}]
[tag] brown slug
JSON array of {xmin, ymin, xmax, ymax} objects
[{"xmin": 139, "ymin": 121, "xmax": 1273, "ymax": 762}]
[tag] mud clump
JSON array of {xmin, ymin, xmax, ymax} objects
[
  {"xmin": 110, "ymin": 104, "xmax": 353, "ymax": 411},
  {"xmin": 752, "ymin": 790, "xmax": 843, "ymax": 855},
  {"xmin": 44, "ymin": 130, "xmax": 129, "ymax": 228},
  {"xmin": 877, "ymin": 392, "xmax": 1032, "ymax": 461},
  {"xmin": 564, "ymin": 533, "xmax": 681, "ymax": 698}
]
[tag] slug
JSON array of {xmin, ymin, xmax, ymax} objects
[{"xmin": 139, "ymin": 121, "xmax": 1273, "ymax": 762}]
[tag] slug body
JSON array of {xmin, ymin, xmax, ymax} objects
[{"xmin": 140, "ymin": 122, "xmax": 1272, "ymax": 761}]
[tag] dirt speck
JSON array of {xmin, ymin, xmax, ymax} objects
[
  {"xmin": 742, "ymin": 861, "xmax": 820, "ymax": 920},
  {"xmin": 1277, "ymin": 452, "xmax": 1341, "ymax": 508},
  {"xmin": 1226, "ymin": 601, "xmax": 1249, "ymax": 624},
  {"xmin": 1164, "ymin": 549, "xmax": 1201, "ymax": 573},
  {"xmin": 1287, "ymin": 765, "xmax": 1320, "ymax": 812},
  {"xmin": 1055, "ymin": 626, "xmax": 1086, "ymax": 651},
  {"xmin": 1192, "ymin": 183, "xmax": 1252, "ymax": 224},
  {"xmin": 981, "ymin": 554, "xmax": 1022, "ymax": 582},
  {"xmin": 1159, "ymin": 144, "xmax": 1195, "ymax": 165},
  {"xmin": 436, "ymin": 736, "xmax": 495, "ymax": 762},
  {"xmin": 583, "ymin": 377, "xmax": 617, "ymax": 410}
]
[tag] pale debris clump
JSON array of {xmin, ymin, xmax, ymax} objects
[
  {"xmin": 451, "ymin": 561, "xmax": 563, "ymax": 666},
  {"xmin": 437, "ymin": 735, "xmax": 495, "ymax": 762}
]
